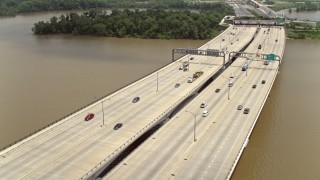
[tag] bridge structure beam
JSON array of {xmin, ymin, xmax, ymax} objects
[
  {"xmin": 172, "ymin": 48, "xmax": 226, "ymax": 67},
  {"xmin": 228, "ymin": 51, "xmax": 281, "ymax": 62}
]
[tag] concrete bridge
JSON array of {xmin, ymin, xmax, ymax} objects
[{"xmin": 0, "ymin": 25, "xmax": 285, "ymax": 180}]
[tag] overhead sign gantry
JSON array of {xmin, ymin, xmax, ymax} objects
[
  {"xmin": 172, "ymin": 48, "xmax": 226, "ymax": 67},
  {"xmin": 228, "ymin": 51, "xmax": 281, "ymax": 62}
]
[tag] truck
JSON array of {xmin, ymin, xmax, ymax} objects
[{"xmin": 188, "ymin": 71, "xmax": 203, "ymax": 83}]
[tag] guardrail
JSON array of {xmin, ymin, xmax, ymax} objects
[{"xmin": 225, "ymin": 62, "xmax": 281, "ymax": 180}]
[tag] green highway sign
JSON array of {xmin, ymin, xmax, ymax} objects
[
  {"xmin": 275, "ymin": 18, "xmax": 285, "ymax": 25},
  {"xmin": 266, "ymin": 54, "xmax": 276, "ymax": 61}
]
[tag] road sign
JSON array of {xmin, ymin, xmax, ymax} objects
[
  {"xmin": 266, "ymin": 53, "xmax": 276, "ymax": 61},
  {"xmin": 247, "ymin": 53, "xmax": 255, "ymax": 60},
  {"xmin": 174, "ymin": 48, "xmax": 187, "ymax": 54},
  {"xmin": 256, "ymin": 53, "xmax": 261, "ymax": 61},
  {"xmin": 186, "ymin": 48, "xmax": 198, "ymax": 54},
  {"xmin": 275, "ymin": 18, "xmax": 285, "ymax": 25},
  {"xmin": 207, "ymin": 49, "xmax": 220, "ymax": 56}
]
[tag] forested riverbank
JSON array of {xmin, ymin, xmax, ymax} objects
[
  {"xmin": 286, "ymin": 22, "xmax": 320, "ymax": 39},
  {"xmin": 0, "ymin": 0, "xmax": 231, "ymax": 17},
  {"xmin": 32, "ymin": 8, "xmax": 232, "ymax": 39}
]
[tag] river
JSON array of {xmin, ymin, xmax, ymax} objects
[
  {"xmin": 1, "ymin": 11, "xmax": 320, "ymax": 179},
  {"xmin": 0, "ymin": 11, "xmax": 207, "ymax": 149},
  {"xmin": 286, "ymin": 10, "xmax": 320, "ymax": 21}
]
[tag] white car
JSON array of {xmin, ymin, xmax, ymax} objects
[
  {"xmin": 230, "ymin": 73, "xmax": 235, "ymax": 78},
  {"xmin": 179, "ymin": 66, "xmax": 184, "ymax": 70},
  {"xmin": 202, "ymin": 110, "xmax": 209, "ymax": 117}
]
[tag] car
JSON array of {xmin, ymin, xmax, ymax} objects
[
  {"xmin": 222, "ymin": 39, "xmax": 225, "ymax": 41},
  {"xmin": 262, "ymin": 80, "xmax": 266, "ymax": 84},
  {"xmin": 114, "ymin": 123, "xmax": 123, "ymax": 130},
  {"xmin": 215, "ymin": 88, "xmax": 220, "ymax": 93},
  {"xmin": 132, "ymin": 96, "xmax": 140, "ymax": 103},
  {"xmin": 230, "ymin": 73, "xmax": 235, "ymax": 78},
  {"xmin": 202, "ymin": 110, "xmax": 209, "ymax": 117},
  {"xmin": 179, "ymin": 66, "xmax": 184, "ymax": 70},
  {"xmin": 200, "ymin": 103, "xmax": 207, "ymax": 108},
  {"xmin": 244, "ymin": 108, "xmax": 250, "ymax": 114},
  {"xmin": 84, "ymin": 113, "xmax": 94, "ymax": 121},
  {"xmin": 190, "ymin": 57, "xmax": 194, "ymax": 60},
  {"xmin": 258, "ymin": 45, "xmax": 262, "ymax": 49},
  {"xmin": 242, "ymin": 63, "xmax": 248, "ymax": 71},
  {"xmin": 252, "ymin": 84, "xmax": 257, "ymax": 88},
  {"xmin": 228, "ymin": 82, "xmax": 233, "ymax": 87},
  {"xmin": 175, "ymin": 83, "xmax": 180, "ymax": 88},
  {"xmin": 275, "ymin": 39, "xmax": 278, "ymax": 42},
  {"xmin": 187, "ymin": 77, "xmax": 194, "ymax": 83},
  {"xmin": 237, "ymin": 105, "xmax": 243, "ymax": 110},
  {"xmin": 183, "ymin": 67, "xmax": 188, "ymax": 71},
  {"xmin": 264, "ymin": 61, "xmax": 269, "ymax": 65}
]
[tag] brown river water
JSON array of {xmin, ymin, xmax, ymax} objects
[{"xmin": 0, "ymin": 11, "xmax": 320, "ymax": 179}]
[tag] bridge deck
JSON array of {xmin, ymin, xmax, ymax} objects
[
  {"xmin": 105, "ymin": 27, "xmax": 285, "ymax": 180},
  {"xmin": 0, "ymin": 26, "xmax": 258, "ymax": 179}
]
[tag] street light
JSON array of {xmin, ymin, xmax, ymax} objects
[
  {"xmin": 220, "ymin": 37, "xmax": 222, "ymax": 51},
  {"xmin": 101, "ymin": 100, "xmax": 105, "ymax": 127},
  {"xmin": 228, "ymin": 78, "xmax": 231, "ymax": 100},
  {"xmin": 185, "ymin": 110, "xmax": 201, "ymax": 142},
  {"xmin": 156, "ymin": 72, "xmax": 159, "ymax": 92}
]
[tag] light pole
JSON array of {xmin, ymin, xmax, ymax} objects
[
  {"xmin": 228, "ymin": 78, "xmax": 231, "ymax": 100},
  {"xmin": 101, "ymin": 101, "xmax": 105, "ymax": 127},
  {"xmin": 156, "ymin": 72, "xmax": 159, "ymax": 92},
  {"xmin": 246, "ymin": 59, "xmax": 248, "ymax": 77},
  {"xmin": 185, "ymin": 110, "xmax": 200, "ymax": 142}
]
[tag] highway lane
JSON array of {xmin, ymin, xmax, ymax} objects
[
  {"xmin": 104, "ymin": 27, "xmax": 285, "ymax": 180},
  {"xmin": 171, "ymin": 27, "xmax": 285, "ymax": 178},
  {"xmin": 0, "ymin": 26, "xmax": 258, "ymax": 179},
  {"xmin": 172, "ymin": 29, "xmax": 285, "ymax": 179}
]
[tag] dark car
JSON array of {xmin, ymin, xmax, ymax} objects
[
  {"xmin": 85, "ymin": 113, "xmax": 94, "ymax": 121},
  {"xmin": 252, "ymin": 84, "xmax": 257, "ymax": 88},
  {"xmin": 175, "ymin": 83, "xmax": 180, "ymax": 88},
  {"xmin": 190, "ymin": 57, "xmax": 194, "ymax": 60},
  {"xmin": 132, "ymin": 97, "xmax": 140, "ymax": 103},
  {"xmin": 114, "ymin": 123, "xmax": 123, "ymax": 130},
  {"xmin": 262, "ymin": 80, "xmax": 266, "ymax": 84},
  {"xmin": 244, "ymin": 108, "xmax": 250, "ymax": 114},
  {"xmin": 215, "ymin": 88, "xmax": 220, "ymax": 93},
  {"xmin": 258, "ymin": 45, "xmax": 262, "ymax": 49}
]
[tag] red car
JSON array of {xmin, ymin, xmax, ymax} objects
[{"xmin": 85, "ymin": 113, "xmax": 94, "ymax": 121}]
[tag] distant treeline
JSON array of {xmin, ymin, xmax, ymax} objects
[
  {"xmin": 0, "ymin": 0, "xmax": 232, "ymax": 16},
  {"xmin": 296, "ymin": 2, "xmax": 320, "ymax": 12},
  {"xmin": 32, "ymin": 9, "xmax": 231, "ymax": 39}
]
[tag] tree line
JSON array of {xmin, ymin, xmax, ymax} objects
[
  {"xmin": 32, "ymin": 8, "xmax": 231, "ymax": 39},
  {"xmin": 0, "ymin": 0, "xmax": 233, "ymax": 17},
  {"xmin": 296, "ymin": 2, "xmax": 320, "ymax": 12}
]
